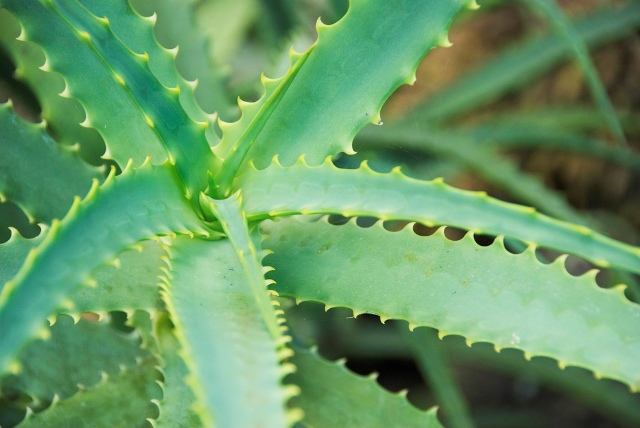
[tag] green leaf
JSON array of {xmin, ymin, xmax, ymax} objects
[
  {"xmin": 405, "ymin": 3, "xmax": 640, "ymax": 124},
  {"xmin": 0, "ymin": 160, "xmax": 209, "ymax": 375},
  {"xmin": 358, "ymin": 125, "xmax": 586, "ymax": 224},
  {"xmin": 17, "ymin": 356, "xmax": 161, "ymax": 428},
  {"xmin": 263, "ymin": 217, "xmax": 640, "ymax": 390},
  {"xmin": 521, "ymin": 0, "xmax": 626, "ymax": 145},
  {"xmin": 0, "ymin": 8, "xmax": 105, "ymax": 162},
  {"xmin": 0, "ymin": 101, "xmax": 103, "ymax": 223},
  {"xmin": 2, "ymin": 314, "xmax": 149, "ymax": 406},
  {"xmin": 0, "ymin": 0, "xmax": 166, "ymax": 167},
  {"xmin": 0, "ymin": 227, "xmax": 44, "ymax": 288},
  {"xmin": 153, "ymin": 315, "xmax": 202, "ymax": 428},
  {"xmin": 160, "ymin": 236, "xmax": 295, "ymax": 427},
  {"xmin": 2, "ymin": 0, "xmax": 218, "ymax": 199},
  {"xmin": 238, "ymin": 160, "xmax": 640, "ymax": 274},
  {"xmin": 67, "ymin": 240, "xmax": 166, "ymax": 315},
  {"xmin": 212, "ymin": 0, "xmax": 471, "ymax": 173},
  {"xmin": 288, "ymin": 346, "xmax": 444, "ymax": 428}
]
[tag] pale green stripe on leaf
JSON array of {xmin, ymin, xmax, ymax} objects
[
  {"xmin": 1, "ymin": 0, "xmax": 166, "ymax": 167},
  {"xmin": 522, "ymin": 0, "xmax": 626, "ymax": 145},
  {"xmin": 2, "ymin": 314, "xmax": 149, "ymax": 405},
  {"xmin": 214, "ymin": 0, "xmax": 470, "ymax": 172},
  {"xmin": 405, "ymin": 3, "xmax": 640, "ymax": 124},
  {"xmin": 75, "ymin": 0, "xmax": 219, "ymax": 142},
  {"xmin": 161, "ymin": 237, "xmax": 291, "ymax": 427},
  {"xmin": 201, "ymin": 192, "xmax": 285, "ymax": 341},
  {"xmin": 263, "ymin": 218, "xmax": 640, "ymax": 390},
  {"xmin": 17, "ymin": 357, "xmax": 161, "ymax": 428},
  {"xmin": 0, "ymin": 160, "xmax": 209, "ymax": 375},
  {"xmin": 0, "ymin": 101, "xmax": 103, "ymax": 223},
  {"xmin": 237, "ymin": 160, "xmax": 640, "ymax": 274},
  {"xmin": 288, "ymin": 346, "xmax": 444, "ymax": 428}
]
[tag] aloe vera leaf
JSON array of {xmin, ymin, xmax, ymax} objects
[
  {"xmin": 0, "ymin": 0, "xmax": 165, "ymax": 167},
  {"xmin": 212, "ymin": 0, "xmax": 472, "ymax": 176},
  {"xmin": 522, "ymin": 0, "xmax": 626, "ymax": 145},
  {"xmin": 0, "ymin": 9, "xmax": 105, "ymax": 162},
  {"xmin": 153, "ymin": 315, "xmax": 202, "ymax": 428},
  {"xmin": 0, "ymin": 101, "xmax": 104, "ymax": 223},
  {"xmin": 144, "ymin": 0, "xmax": 236, "ymax": 119},
  {"xmin": 75, "ymin": 0, "xmax": 215, "ymax": 131},
  {"xmin": 263, "ymin": 217, "xmax": 640, "ymax": 390},
  {"xmin": 404, "ymin": 3, "xmax": 640, "ymax": 124},
  {"xmin": 2, "ymin": 314, "xmax": 149, "ymax": 406},
  {"xmin": 444, "ymin": 340, "xmax": 640, "ymax": 427},
  {"xmin": 17, "ymin": 356, "xmax": 161, "ymax": 428},
  {"xmin": 3, "ymin": 0, "xmax": 218, "ymax": 199},
  {"xmin": 401, "ymin": 328, "xmax": 474, "ymax": 428},
  {"xmin": 67, "ymin": 240, "xmax": 166, "ymax": 315},
  {"xmin": 237, "ymin": 160, "xmax": 640, "ymax": 274},
  {"xmin": 160, "ymin": 236, "xmax": 295, "ymax": 427},
  {"xmin": 0, "ymin": 160, "xmax": 210, "ymax": 375},
  {"xmin": 0, "ymin": 227, "xmax": 44, "ymax": 288},
  {"xmin": 201, "ymin": 192, "xmax": 285, "ymax": 341},
  {"xmin": 288, "ymin": 346, "xmax": 444, "ymax": 428},
  {"xmin": 358, "ymin": 125, "xmax": 585, "ymax": 225}
]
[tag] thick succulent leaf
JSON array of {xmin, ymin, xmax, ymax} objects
[
  {"xmin": 201, "ymin": 192, "xmax": 284, "ymax": 340},
  {"xmin": 263, "ymin": 217, "xmax": 640, "ymax": 390},
  {"xmin": 405, "ymin": 3, "xmax": 640, "ymax": 123},
  {"xmin": 0, "ymin": 101, "xmax": 103, "ymax": 223},
  {"xmin": 213, "ymin": 0, "xmax": 472, "ymax": 172},
  {"xmin": 68, "ymin": 240, "xmax": 166, "ymax": 315},
  {"xmin": 146, "ymin": 0, "xmax": 236, "ymax": 118},
  {"xmin": 160, "ymin": 236, "xmax": 294, "ymax": 427},
  {"xmin": 17, "ymin": 356, "xmax": 161, "ymax": 428},
  {"xmin": 288, "ymin": 346, "xmax": 443, "ymax": 428},
  {"xmin": 2, "ymin": 314, "xmax": 149, "ymax": 406},
  {"xmin": 0, "ymin": 8, "xmax": 105, "ymax": 161},
  {"xmin": 75, "ymin": 0, "xmax": 214, "ymax": 130},
  {"xmin": 522, "ymin": 0, "xmax": 625, "ymax": 144},
  {"xmin": 153, "ymin": 316, "xmax": 202, "ymax": 428},
  {"xmin": 0, "ymin": 0, "xmax": 165, "ymax": 166},
  {"xmin": 0, "ymin": 227, "xmax": 44, "ymax": 288},
  {"xmin": 0, "ymin": 160, "xmax": 209, "ymax": 375},
  {"xmin": 358, "ymin": 125, "xmax": 586, "ymax": 224},
  {"xmin": 2, "ymin": 0, "xmax": 218, "ymax": 198},
  {"xmin": 237, "ymin": 160, "xmax": 640, "ymax": 274}
]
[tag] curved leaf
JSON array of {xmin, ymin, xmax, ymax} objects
[
  {"xmin": 0, "ymin": 101, "xmax": 103, "ymax": 223},
  {"xmin": 160, "ymin": 236, "xmax": 295, "ymax": 427},
  {"xmin": 263, "ymin": 217, "xmax": 640, "ymax": 390},
  {"xmin": 0, "ymin": 160, "xmax": 209, "ymax": 375},
  {"xmin": 288, "ymin": 346, "xmax": 444, "ymax": 428},
  {"xmin": 212, "ymin": 0, "xmax": 471, "ymax": 173},
  {"xmin": 237, "ymin": 160, "xmax": 640, "ymax": 274}
]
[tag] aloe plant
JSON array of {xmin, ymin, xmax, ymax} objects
[{"xmin": 1, "ymin": 0, "xmax": 639, "ymax": 426}]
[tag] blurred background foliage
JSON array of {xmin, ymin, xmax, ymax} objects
[{"xmin": 1, "ymin": 0, "xmax": 640, "ymax": 426}]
